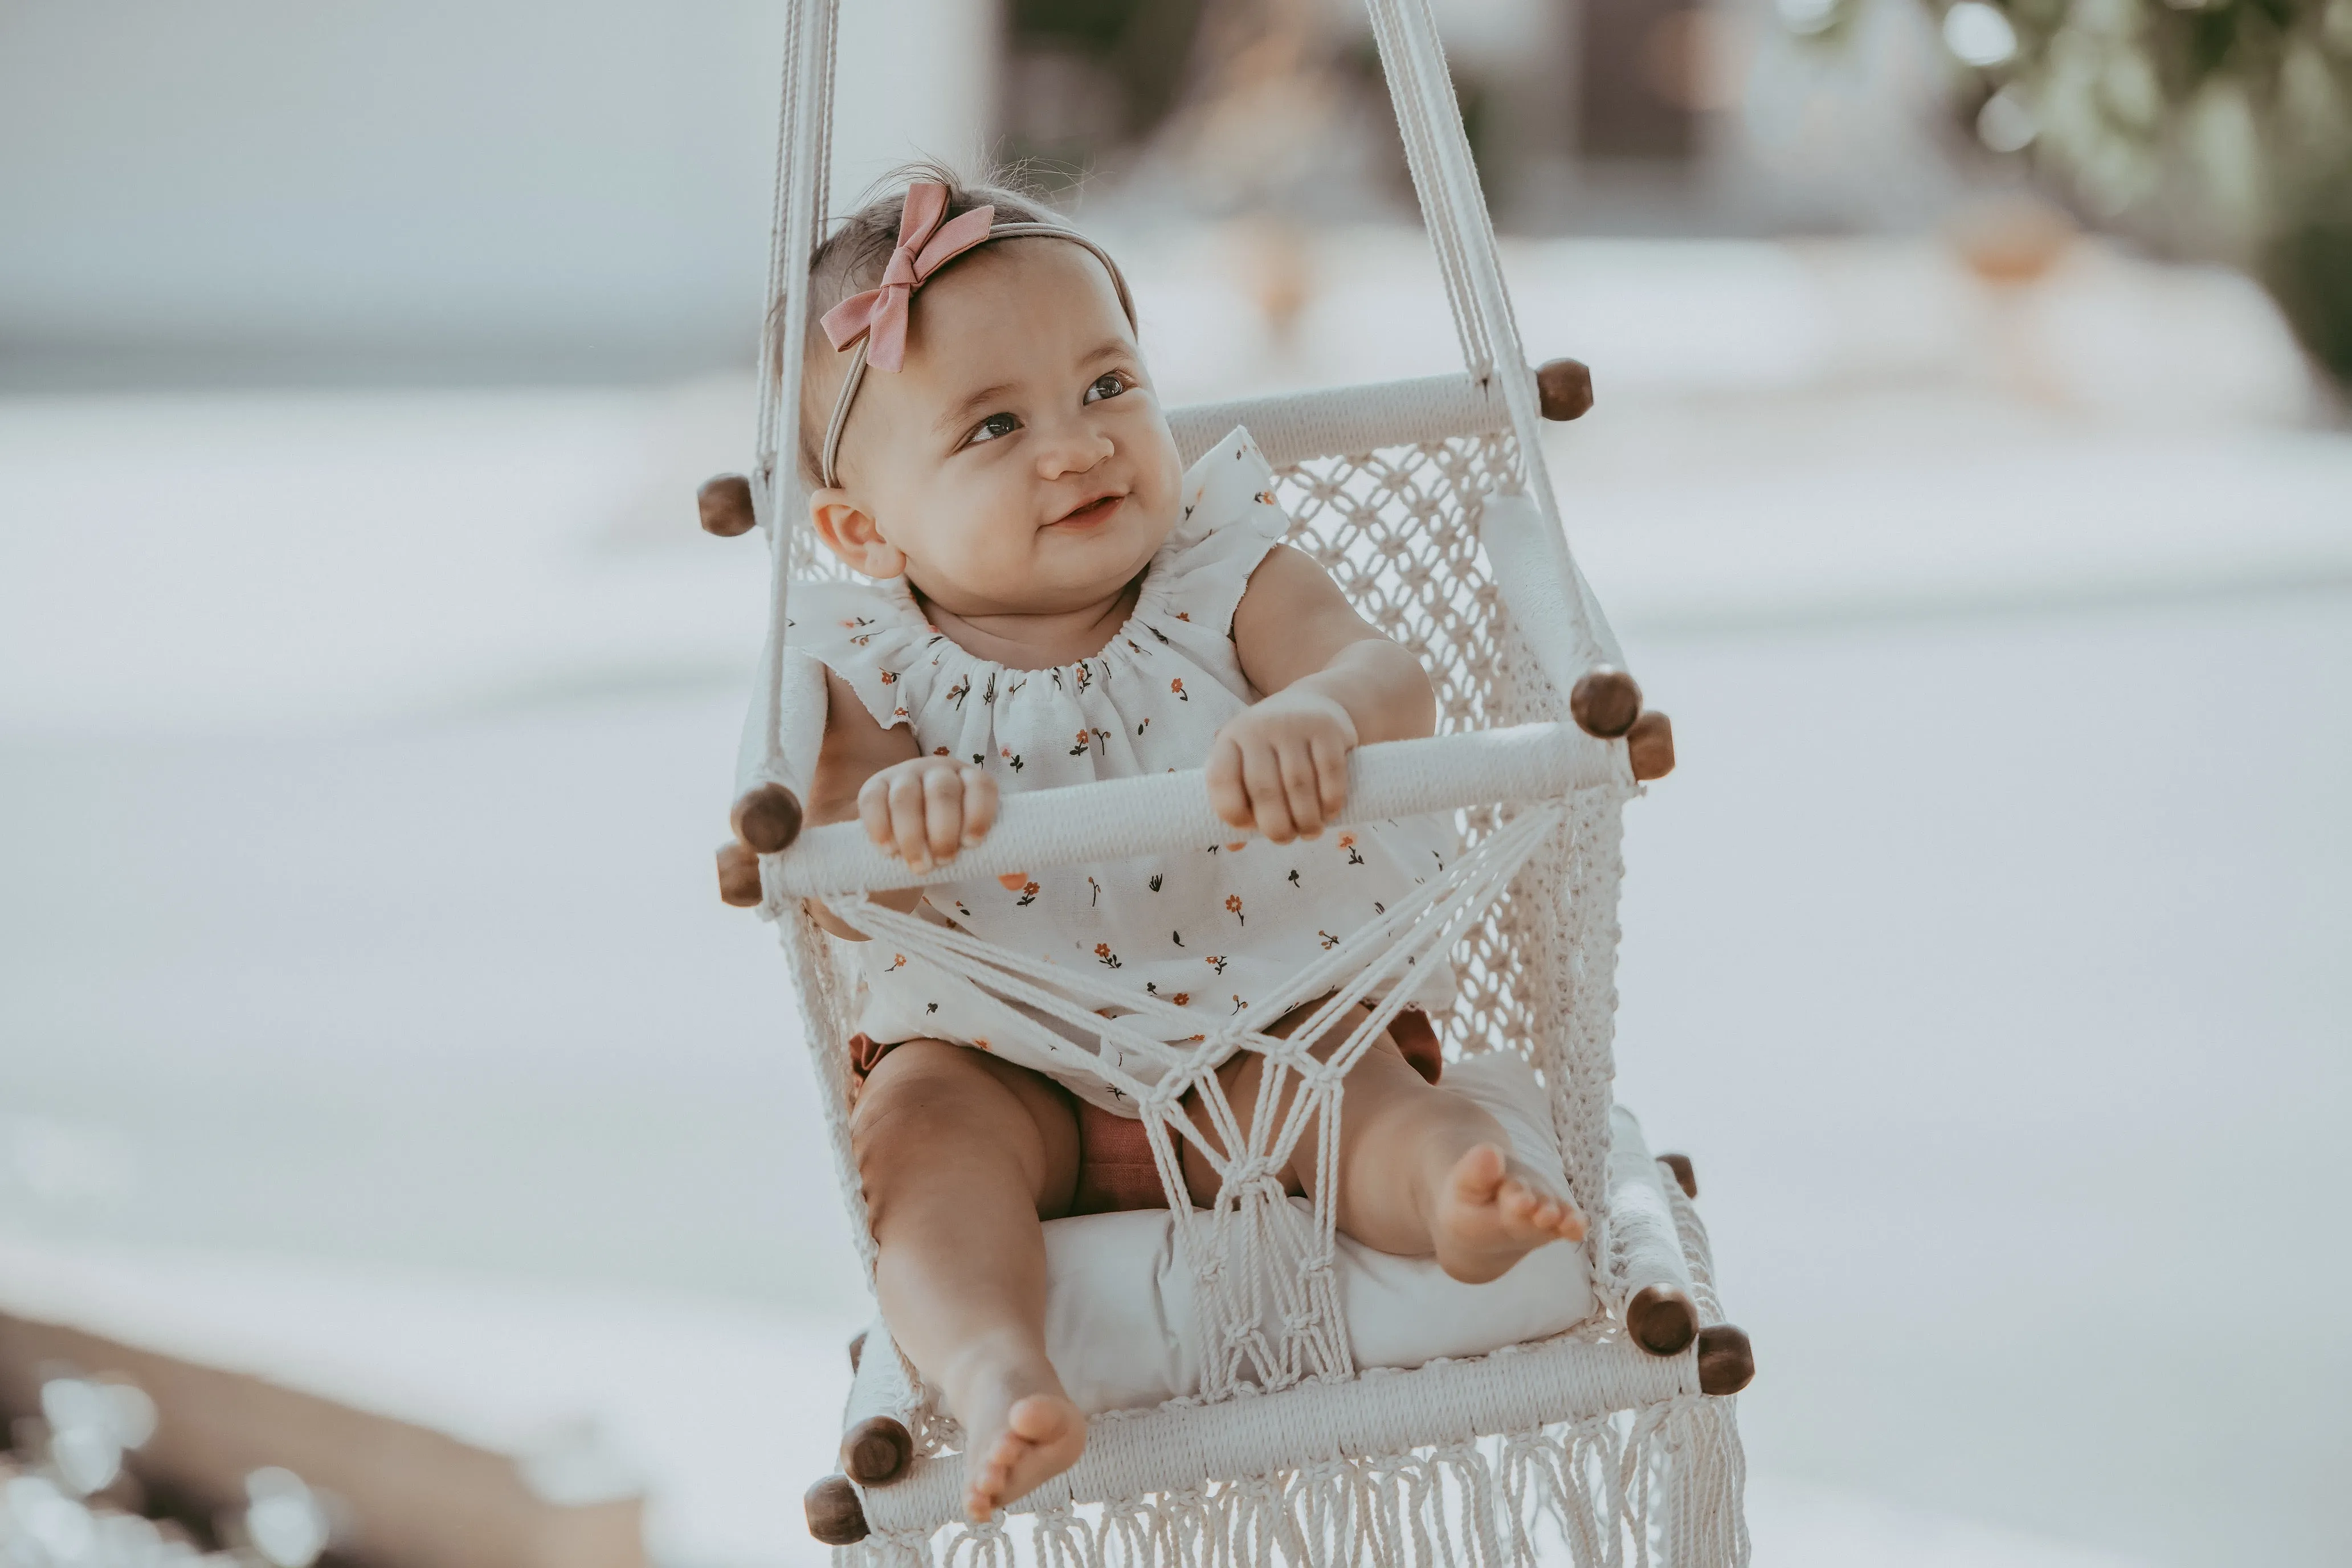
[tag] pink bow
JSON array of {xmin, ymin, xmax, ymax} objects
[{"xmin": 819, "ymin": 183, "xmax": 995, "ymax": 372}]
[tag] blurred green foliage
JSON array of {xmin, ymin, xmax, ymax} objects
[{"xmin": 1799, "ymin": 0, "xmax": 2352, "ymax": 388}]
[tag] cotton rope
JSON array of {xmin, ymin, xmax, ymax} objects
[{"xmin": 748, "ymin": 0, "xmax": 840, "ymax": 789}]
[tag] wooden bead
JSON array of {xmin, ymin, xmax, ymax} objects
[
  {"xmin": 1696, "ymin": 1324, "xmax": 1755, "ymax": 1396},
  {"xmin": 805, "ymin": 1475, "xmax": 870, "ymax": 1545},
  {"xmin": 848, "ymin": 1329, "xmax": 867, "ymax": 1374},
  {"xmin": 842, "ymin": 1415, "xmax": 914, "ymax": 1486},
  {"xmin": 1536, "ymin": 358, "xmax": 1595, "ymax": 421},
  {"xmin": 1569, "ymin": 667, "xmax": 1642, "ymax": 738},
  {"xmin": 1627, "ymin": 710, "xmax": 1675, "ymax": 781},
  {"xmin": 732, "ymin": 782, "xmax": 805, "ymax": 854},
  {"xmin": 699, "ymin": 473, "xmax": 758, "ymax": 537},
  {"xmin": 1625, "ymin": 1283, "xmax": 1698, "ymax": 1357},
  {"xmin": 1658, "ymin": 1152, "xmax": 1697, "ymax": 1200},
  {"xmin": 716, "ymin": 840, "xmax": 763, "ymax": 908}
]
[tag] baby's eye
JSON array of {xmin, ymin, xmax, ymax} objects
[
  {"xmin": 963, "ymin": 411, "xmax": 1021, "ymax": 447},
  {"xmin": 1083, "ymin": 372, "xmax": 1129, "ymax": 405}
]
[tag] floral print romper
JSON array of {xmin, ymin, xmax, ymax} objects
[{"xmin": 793, "ymin": 427, "xmax": 1459, "ymax": 1169}]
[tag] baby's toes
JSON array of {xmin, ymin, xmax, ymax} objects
[
  {"xmin": 1451, "ymin": 1142, "xmax": 1508, "ymax": 1205},
  {"xmin": 967, "ymin": 1446, "xmax": 1023, "ymax": 1518},
  {"xmin": 1496, "ymin": 1171, "xmax": 1587, "ymax": 1245},
  {"xmin": 979, "ymin": 1447, "xmax": 1014, "ymax": 1490},
  {"xmin": 1528, "ymin": 1187, "xmax": 1585, "ymax": 1242}
]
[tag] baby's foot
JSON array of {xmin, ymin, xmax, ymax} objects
[
  {"xmin": 963, "ymin": 1389, "xmax": 1087, "ymax": 1522},
  {"xmin": 1430, "ymin": 1142, "xmax": 1586, "ymax": 1284}
]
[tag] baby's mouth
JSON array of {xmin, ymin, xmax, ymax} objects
[{"xmin": 1053, "ymin": 491, "xmax": 1126, "ymax": 529}]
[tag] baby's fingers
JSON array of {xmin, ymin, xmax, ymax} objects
[
  {"xmin": 1310, "ymin": 732, "xmax": 1350, "ymax": 820},
  {"xmin": 858, "ymin": 773, "xmax": 898, "ymax": 851},
  {"xmin": 959, "ymin": 766, "xmax": 998, "ymax": 847},
  {"xmin": 885, "ymin": 767, "xmax": 934, "ymax": 871},
  {"xmin": 1242, "ymin": 742, "xmax": 1297, "ymax": 843},
  {"xmin": 922, "ymin": 763, "xmax": 965, "ymax": 864},
  {"xmin": 1279, "ymin": 743, "xmax": 1325, "ymax": 839},
  {"xmin": 1206, "ymin": 737, "xmax": 1252, "ymax": 830}
]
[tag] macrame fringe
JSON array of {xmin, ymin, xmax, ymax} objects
[{"xmin": 837, "ymin": 1397, "xmax": 1747, "ymax": 1568}]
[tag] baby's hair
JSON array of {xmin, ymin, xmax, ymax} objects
[{"xmin": 792, "ymin": 160, "xmax": 1132, "ymax": 487}]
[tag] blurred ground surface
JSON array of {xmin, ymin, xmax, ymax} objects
[
  {"xmin": 0, "ymin": 1239, "xmax": 2147, "ymax": 1568},
  {"xmin": 2, "ymin": 234, "xmax": 2346, "ymax": 1566}
]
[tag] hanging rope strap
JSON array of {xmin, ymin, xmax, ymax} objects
[
  {"xmin": 1363, "ymin": 0, "xmax": 1622, "ymax": 675},
  {"xmin": 746, "ymin": 0, "xmax": 840, "ymax": 793}
]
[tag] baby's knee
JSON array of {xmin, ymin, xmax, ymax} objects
[
  {"xmin": 1331, "ymin": 1026, "xmax": 1429, "ymax": 1093},
  {"xmin": 850, "ymin": 1040, "xmax": 1076, "ymax": 1202},
  {"xmin": 852, "ymin": 1041, "xmax": 993, "ymax": 1153}
]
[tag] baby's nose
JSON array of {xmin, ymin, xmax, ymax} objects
[{"xmin": 1035, "ymin": 427, "xmax": 1113, "ymax": 479}]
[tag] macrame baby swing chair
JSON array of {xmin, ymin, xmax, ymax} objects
[{"xmin": 697, "ymin": 2, "xmax": 1755, "ymax": 1564}]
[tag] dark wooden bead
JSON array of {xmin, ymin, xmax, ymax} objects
[
  {"xmin": 732, "ymin": 782, "xmax": 805, "ymax": 854},
  {"xmin": 1696, "ymin": 1324, "xmax": 1755, "ymax": 1396},
  {"xmin": 805, "ymin": 1475, "xmax": 869, "ymax": 1545},
  {"xmin": 848, "ymin": 1329, "xmax": 867, "ymax": 1374},
  {"xmin": 1536, "ymin": 358, "xmax": 1595, "ymax": 421},
  {"xmin": 1626, "ymin": 1283, "xmax": 1698, "ymax": 1356},
  {"xmin": 717, "ymin": 840, "xmax": 763, "ymax": 908},
  {"xmin": 1569, "ymin": 667, "xmax": 1642, "ymax": 738},
  {"xmin": 842, "ymin": 1415, "xmax": 914, "ymax": 1486},
  {"xmin": 1658, "ymin": 1153, "xmax": 1697, "ymax": 1200},
  {"xmin": 699, "ymin": 473, "xmax": 758, "ymax": 537},
  {"xmin": 1627, "ymin": 710, "xmax": 1676, "ymax": 781}
]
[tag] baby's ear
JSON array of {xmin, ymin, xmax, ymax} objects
[{"xmin": 810, "ymin": 490, "xmax": 907, "ymax": 579}]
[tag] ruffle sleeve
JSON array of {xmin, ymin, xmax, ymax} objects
[
  {"xmin": 782, "ymin": 577, "xmax": 940, "ymax": 732},
  {"xmin": 1133, "ymin": 426, "xmax": 1292, "ymax": 644}
]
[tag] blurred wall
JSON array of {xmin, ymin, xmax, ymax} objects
[{"xmin": 0, "ymin": 0, "xmax": 997, "ymax": 387}]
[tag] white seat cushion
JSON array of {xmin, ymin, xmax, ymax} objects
[{"xmin": 1038, "ymin": 1050, "xmax": 1596, "ymax": 1415}]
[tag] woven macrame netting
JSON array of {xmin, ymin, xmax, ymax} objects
[{"xmin": 777, "ymin": 428, "xmax": 1627, "ymax": 1428}]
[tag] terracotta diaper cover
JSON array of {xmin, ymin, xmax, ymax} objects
[{"xmin": 849, "ymin": 1006, "xmax": 1441, "ymax": 1216}]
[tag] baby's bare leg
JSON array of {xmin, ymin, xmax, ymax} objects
[
  {"xmin": 852, "ymin": 1042, "xmax": 1086, "ymax": 1520},
  {"xmin": 1181, "ymin": 1016, "xmax": 1583, "ymax": 1283}
]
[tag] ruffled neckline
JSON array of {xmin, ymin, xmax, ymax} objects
[{"xmin": 869, "ymin": 559, "xmax": 1179, "ymax": 684}]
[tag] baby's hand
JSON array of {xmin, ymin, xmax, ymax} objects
[
  {"xmin": 859, "ymin": 757, "xmax": 998, "ymax": 873},
  {"xmin": 1206, "ymin": 689, "xmax": 1356, "ymax": 843}
]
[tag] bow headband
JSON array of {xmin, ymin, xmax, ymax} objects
[{"xmin": 814, "ymin": 181, "xmax": 1133, "ymax": 488}]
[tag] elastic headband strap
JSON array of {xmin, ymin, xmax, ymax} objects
[{"xmin": 820, "ymin": 222, "xmax": 1135, "ymax": 489}]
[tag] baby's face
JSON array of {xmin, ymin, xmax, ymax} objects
[{"xmin": 814, "ymin": 241, "xmax": 1183, "ymax": 618}]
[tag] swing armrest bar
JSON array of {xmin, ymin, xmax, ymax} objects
[
  {"xmin": 1167, "ymin": 371, "xmax": 1509, "ymax": 469},
  {"xmin": 1607, "ymin": 1105, "xmax": 1701, "ymax": 1357},
  {"xmin": 768, "ymin": 721, "xmax": 1621, "ymax": 899},
  {"xmin": 1166, "ymin": 361, "xmax": 1590, "ymax": 471}
]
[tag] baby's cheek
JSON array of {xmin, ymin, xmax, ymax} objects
[{"xmin": 930, "ymin": 493, "xmax": 1034, "ymax": 591}]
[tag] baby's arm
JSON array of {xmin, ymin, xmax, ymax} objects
[
  {"xmin": 1213, "ymin": 546, "xmax": 1436, "ymax": 843},
  {"xmin": 803, "ymin": 667, "xmax": 998, "ymax": 938}
]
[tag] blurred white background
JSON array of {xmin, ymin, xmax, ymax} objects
[{"xmin": 3, "ymin": 3, "xmax": 2348, "ymax": 1566}]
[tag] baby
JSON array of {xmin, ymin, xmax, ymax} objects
[{"xmin": 789, "ymin": 169, "xmax": 1584, "ymax": 1521}]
